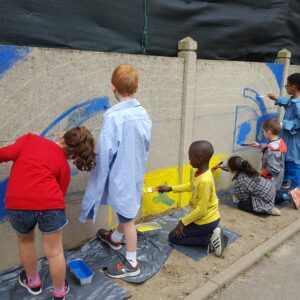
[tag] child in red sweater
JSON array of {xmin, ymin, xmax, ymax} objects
[{"xmin": 0, "ymin": 127, "xmax": 96, "ymax": 300}]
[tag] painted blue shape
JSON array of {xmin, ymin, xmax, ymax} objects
[
  {"xmin": 70, "ymin": 168, "xmax": 79, "ymax": 177},
  {"xmin": 256, "ymin": 113, "xmax": 278, "ymax": 143},
  {"xmin": 243, "ymin": 88, "xmax": 267, "ymax": 115},
  {"xmin": 0, "ymin": 179, "xmax": 8, "ymax": 222},
  {"xmin": 0, "ymin": 46, "xmax": 31, "ymax": 77},
  {"xmin": 40, "ymin": 97, "xmax": 109, "ymax": 137},
  {"xmin": 232, "ymin": 105, "xmax": 259, "ymax": 152},
  {"xmin": 266, "ymin": 63, "xmax": 284, "ymax": 89},
  {"xmin": 0, "ymin": 97, "xmax": 109, "ymax": 221},
  {"xmin": 237, "ymin": 121, "xmax": 251, "ymax": 145}
]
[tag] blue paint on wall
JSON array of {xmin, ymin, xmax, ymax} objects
[
  {"xmin": 237, "ymin": 122, "xmax": 251, "ymax": 144},
  {"xmin": 243, "ymin": 88, "xmax": 267, "ymax": 115},
  {"xmin": 233, "ymin": 87, "xmax": 280, "ymax": 152},
  {"xmin": 40, "ymin": 97, "xmax": 109, "ymax": 137},
  {"xmin": 0, "ymin": 46, "xmax": 31, "ymax": 77},
  {"xmin": 266, "ymin": 63, "xmax": 284, "ymax": 89},
  {"xmin": 0, "ymin": 97, "xmax": 109, "ymax": 221},
  {"xmin": 0, "ymin": 179, "xmax": 8, "ymax": 221}
]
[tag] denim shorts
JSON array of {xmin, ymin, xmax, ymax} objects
[
  {"xmin": 117, "ymin": 213, "xmax": 133, "ymax": 224},
  {"xmin": 6, "ymin": 209, "xmax": 68, "ymax": 236}
]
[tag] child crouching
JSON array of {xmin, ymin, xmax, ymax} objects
[{"xmin": 220, "ymin": 156, "xmax": 281, "ymax": 216}]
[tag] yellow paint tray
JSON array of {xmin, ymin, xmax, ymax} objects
[{"xmin": 136, "ymin": 222, "xmax": 162, "ymax": 235}]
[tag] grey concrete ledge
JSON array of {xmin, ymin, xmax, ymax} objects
[{"xmin": 184, "ymin": 218, "xmax": 300, "ymax": 300}]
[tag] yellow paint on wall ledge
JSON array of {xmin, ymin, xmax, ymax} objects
[{"xmin": 141, "ymin": 153, "xmax": 229, "ymax": 217}]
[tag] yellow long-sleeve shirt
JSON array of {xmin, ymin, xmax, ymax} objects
[{"xmin": 172, "ymin": 169, "xmax": 220, "ymax": 226}]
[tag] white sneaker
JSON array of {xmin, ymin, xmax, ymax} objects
[
  {"xmin": 270, "ymin": 207, "xmax": 281, "ymax": 216},
  {"xmin": 210, "ymin": 227, "xmax": 227, "ymax": 257}
]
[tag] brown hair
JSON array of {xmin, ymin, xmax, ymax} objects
[
  {"xmin": 111, "ymin": 64, "xmax": 138, "ymax": 96},
  {"xmin": 63, "ymin": 126, "xmax": 96, "ymax": 171},
  {"xmin": 227, "ymin": 156, "xmax": 259, "ymax": 178},
  {"xmin": 262, "ymin": 118, "xmax": 281, "ymax": 135}
]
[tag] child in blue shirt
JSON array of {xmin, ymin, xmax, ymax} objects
[
  {"xmin": 80, "ymin": 64, "xmax": 152, "ymax": 278},
  {"xmin": 267, "ymin": 73, "xmax": 300, "ymax": 188}
]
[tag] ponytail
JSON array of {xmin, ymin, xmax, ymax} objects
[{"xmin": 227, "ymin": 156, "xmax": 259, "ymax": 177}]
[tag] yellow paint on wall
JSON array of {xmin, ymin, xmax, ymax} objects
[
  {"xmin": 142, "ymin": 167, "xmax": 179, "ymax": 216},
  {"xmin": 141, "ymin": 154, "xmax": 229, "ymax": 217}
]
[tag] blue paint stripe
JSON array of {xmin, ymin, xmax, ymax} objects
[
  {"xmin": 40, "ymin": 97, "xmax": 109, "ymax": 137},
  {"xmin": 266, "ymin": 63, "xmax": 284, "ymax": 89},
  {"xmin": 0, "ymin": 46, "xmax": 31, "ymax": 77},
  {"xmin": 243, "ymin": 88, "xmax": 267, "ymax": 114}
]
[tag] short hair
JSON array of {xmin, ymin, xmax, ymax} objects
[
  {"xmin": 287, "ymin": 73, "xmax": 300, "ymax": 90},
  {"xmin": 111, "ymin": 64, "xmax": 138, "ymax": 96},
  {"xmin": 189, "ymin": 140, "xmax": 214, "ymax": 162},
  {"xmin": 262, "ymin": 118, "xmax": 281, "ymax": 135}
]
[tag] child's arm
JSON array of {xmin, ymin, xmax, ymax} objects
[
  {"xmin": 156, "ymin": 183, "xmax": 192, "ymax": 193},
  {"xmin": 0, "ymin": 135, "xmax": 28, "ymax": 163},
  {"xmin": 181, "ymin": 181, "xmax": 211, "ymax": 226}
]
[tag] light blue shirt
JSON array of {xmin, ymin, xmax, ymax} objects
[
  {"xmin": 80, "ymin": 99, "xmax": 152, "ymax": 223},
  {"xmin": 276, "ymin": 96, "xmax": 300, "ymax": 164}
]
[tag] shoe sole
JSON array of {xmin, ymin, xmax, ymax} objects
[
  {"xmin": 97, "ymin": 231, "xmax": 122, "ymax": 250},
  {"xmin": 19, "ymin": 277, "xmax": 42, "ymax": 296},
  {"xmin": 105, "ymin": 268, "xmax": 141, "ymax": 279}
]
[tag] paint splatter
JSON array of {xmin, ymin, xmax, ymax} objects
[{"xmin": 0, "ymin": 46, "xmax": 31, "ymax": 77}]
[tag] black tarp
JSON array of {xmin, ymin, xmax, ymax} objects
[{"xmin": 0, "ymin": 0, "xmax": 300, "ymax": 63}]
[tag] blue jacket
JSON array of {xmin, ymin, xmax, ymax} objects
[
  {"xmin": 80, "ymin": 99, "xmax": 152, "ymax": 222},
  {"xmin": 276, "ymin": 96, "xmax": 300, "ymax": 165}
]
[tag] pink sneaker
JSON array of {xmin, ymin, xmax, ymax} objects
[
  {"xmin": 19, "ymin": 270, "xmax": 42, "ymax": 295},
  {"xmin": 52, "ymin": 280, "xmax": 70, "ymax": 300},
  {"xmin": 290, "ymin": 188, "xmax": 300, "ymax": 209}
]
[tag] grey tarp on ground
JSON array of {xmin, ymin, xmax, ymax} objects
[
  {"xmin": 0, "ymin": 242, "xmax": 130, "ymax": 300},
  {"xmin": 0, "ymin": 1, "xmax": 300, "ymax": 64},
  {"xmin": 0, "ymin": 208, "xmax": 240, "ymax": 296}
]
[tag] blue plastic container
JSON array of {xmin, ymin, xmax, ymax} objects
[{"xmin": 67, "ymin": 259, "xmax": 94, "ymax": 285}]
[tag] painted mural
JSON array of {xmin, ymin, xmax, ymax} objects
[
  {"xmin": 0, "ymin": 45, "xmax": 285, "ymax": 224},
  {"xmin": 232, "ymin": 63, "xmax": 284, "ymax": 152}
]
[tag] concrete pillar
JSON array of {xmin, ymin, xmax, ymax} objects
[
  {"xmin": 276, "ymin": 49, "xmax": 291, "ymax": 118},
  {"xmin": 177, "ymin": 37, "xmax": 197, "ymax": 205}
]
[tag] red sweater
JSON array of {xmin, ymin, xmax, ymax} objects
[{"xmin": 0, "ymin": 134, "xmax": 70, "ymax": 210}]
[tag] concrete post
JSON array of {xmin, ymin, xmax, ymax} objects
[
  {"xmin": 276, "ymin": 49, "xmax": 291, "ymax": 119},
  {"xmin": 177, "ymin": 37, "xmax": 197, "ymax": 205}
]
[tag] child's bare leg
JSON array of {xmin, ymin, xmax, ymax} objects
[
  {"xmin": 42, "ymin": 231, "xmax": 66, "ymax": 287},
  {"xmin": 121, "ymin": 220, "xmax": 137, "ymax": 252},
  {"xmin": 17, "ymin": 231, "xmax": 38, "ymax": 276}
]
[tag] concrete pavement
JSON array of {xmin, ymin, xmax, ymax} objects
[{"xmin": 212, "ymin": 231, "xmax": 300, "ymax": 300}]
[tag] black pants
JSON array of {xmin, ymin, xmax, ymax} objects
[
  {"xmin": 238, "ymin": 198, "xmax": 254, "ymax": 212},
  {"xmin": 238, "ymin": 199, "xmax": 266, "ymax": 215},
  {"xmin": 168, "ymin": 219, "xmax": 220, "ymax": 246}
]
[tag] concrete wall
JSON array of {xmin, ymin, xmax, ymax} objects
[
  {"xmin": 0, "ymin": 40, "xmax": 290, "ymax": 269},
  {"xmin": 289, "ymin": 65, "xmax": 300, "ymax": 75},
  {"xmin": 194, "ymin": 60, "xmax": 282, "ymax": 190}
]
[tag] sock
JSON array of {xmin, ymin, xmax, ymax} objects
[
  {"xmin": 282, "ymin": 194, "xmax": 290, "ymax": 201},
  {"xmin": 126, "ymin": 251, "xmax": 137, "ymax": 267},
  {"xmin": 111, "ymin": 229, "xmax": 124, "ymax": 243},
  {"xmin": 27, "ymin": 273, "xmax": 41, "ymax": 288},
  {"xmin": 53, "ymin": 284, "xmax": 66, "ymax": 297}
]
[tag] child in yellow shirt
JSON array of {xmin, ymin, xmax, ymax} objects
[{"xmin": 156, "ymin": 140, "xmax": 227, "ymax": 256}]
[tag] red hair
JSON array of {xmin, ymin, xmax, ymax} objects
[{"xmin": 111, "ymin": 64, "xmax": 138, "ymax": 96}]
